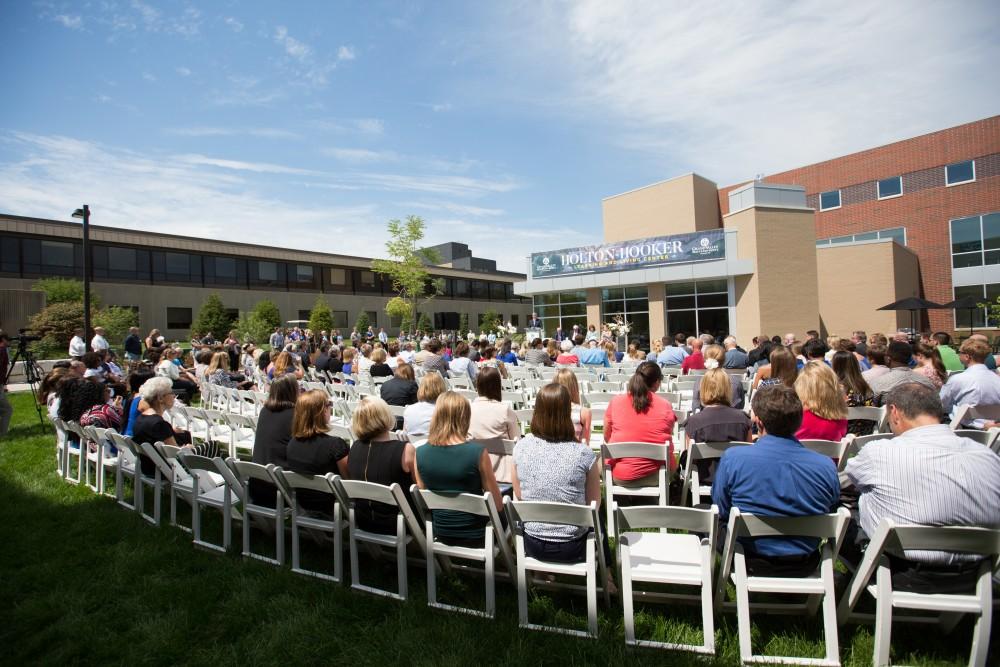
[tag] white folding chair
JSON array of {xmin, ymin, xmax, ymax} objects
[
  {"xmin": 500, "ymin": 390, "xmax": 526, "ymax": 408},
  {"xmin": 107, "ymin": 431, "xmax": 140, "ymax": 511},
  {"xmin": 680, "ymin": 441, "xmax": 751, "ymax": 507},
  {"xmin": 413, "ymin": 488, "xmax": 514, "ymax": 618},
  {"xmin": 228, "ymin": 458, "xmax": 289, "ymax": 566},
  {"xmin": 63, "ymin": 421, "xmax": 86, "ymax": 485},
  {"xmin": 837, "ymin": 519, "xmax": 1000, "ymax": 667},
  {"xmin": 954, "ymin": 428, "xmax": 1000, "ymax": 451},
  {"xmin": 583, "ymin": 392, "xmax": 616, "ymax": 410},
  {"xmin": 137, "ymin": 441, "xmax": 174, "ymax": 526},
  {"xmin": 617, "ymin": 504, "xmax": 719, "ymax": 654},
  {"xmin": 504, "ymin": 498, "xmax": 611, "ymax": 638},
  {"xmin": 225, "ymin": 413, "xmax": 257, "ymax": 458},
  {"xmin": 600, "ymin": 442, "xmax": 672, "ymax": 538},
  {"xmin": 82, "ymin": 425, "xmax": 117, "ymax": 496},
  {"xmin": 846, "ymin": 406, "xmax": 887, "ymax": 434},
  {"xmin": 51, "ymin": 417, "xmax": 71, "ymax": 480},
  {"xmin": 849, "ymin": 432, "xmax": 893, "ymax": 457},
  {"xmin": 175, "ymin": 451, "xmax": 242, "ymax": 553},
  {"xmin": 327, "ymin": 423, "xmax": 354, "ymax": 443},
  {"xmin": 331, "ymin": 477, "xmax": 428, "ymax": 601},
  {"xmin": 715, "ymin": 507, "xmax": 851, "ymax": 666},
  {"xmin": 272, "ymin": 468, "xmax": 345, "ymax": 583},
  {"xmin": 800, "ymin": 438, "xmax": 853, "ymax": 472},
  {"xmin": 949, "ymin": 404, "xmax": 1000, "ymax": 430}
]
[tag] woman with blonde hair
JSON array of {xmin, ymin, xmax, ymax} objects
[
  {"xmin": 206, "ymin": 351, "xmax": 251, "ymax": 389},
  {"xmin": 268, "ymin": 350, "xmax": 303, "ymax": 382},
  {"xmin": 369, "ymin": 347, "xmax": 392, "ymax": 378},
  {"xmin": 692, "ymin": 344, "xmax": 746, "ymax": 410},
  {"xmin": 545, "ymin": 338, "xmax": 559, "ymax": 363},
  {"xmin": 415, "ymin": 391, "xmax": 503, "ymax": 546},
  {"xmin": 285, "ymin": 390, "xmax": 349, "ymax": 512},
  {"xmin": 793, "ymin": 362, "xmax": 848, "ymax": 441},
  {"xmin": 685, "ymin": 369, "xmax": 751, "ymax": 447},
  {"xmin": 649, "ymin": 338, "xmax": 664, "ymax": 364},
  {"xmin": 348, "ymin": 396, "xmax": 416, "ymax": 534},
  {"xmin": 403, "ymin": 371, "xmax": 446, "ymax": 441},
  {"xmin": 553, "ymin": 368, "xmax": 592, "ymax": 444}
]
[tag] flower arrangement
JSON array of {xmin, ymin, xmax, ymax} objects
[
  {"xmin": 606, "ymin": 315, "xmax": 632, "ymax": 338},
  {"xmin": 495, "ymin": 323, "xmax": 517, "ymax": 339}
]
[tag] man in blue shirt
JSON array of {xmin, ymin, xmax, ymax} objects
[
  {"xmin": 712, "ymin": 384, "xmax": 839, "ymax": 569},
  {"xmin": 657, "ymin": 335, "xmax": 688, "ymax": 366},
  {"xmin": 579, "ymin": 339, "xmax": 611, "ymax": 367}
]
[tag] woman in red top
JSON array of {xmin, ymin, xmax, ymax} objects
[
  {"xmin": 555, "ymin": 339, "xmax": 580, "ymax": 367},
  {"xmin": 793, "ymin": 362, "xmax": 848, "ymax": 441},
  {"xmin": 604, "ymin": 361, "xmax": 677, "ymax": 482}
]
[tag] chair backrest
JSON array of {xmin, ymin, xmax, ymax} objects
[
  {"xmin": 949, "ymin": 403, "xmax": 1000, "ymax": 429},
  {"xmin": 506, "ymin": 499, "xmax": 599, "ymax": 534},
  {"xmin": 583, "ymin": 392, "xmax": 616, "ymax": 408},
  {"xmin": 600, "ymin": 441, "xmax": 671, "ymax": 462},
  {"xmin": 688, "ymin": 440, "xmax": 752, "ymax": 464},
  {"xmin": 271, "ymin": 467, "xmax": 337, "ymax": 511},
  {"xmin": 800, "ymin": 438, "xmax": 851, "ymax": 463},
  {"xmin": 849, "ymin": 432, "xmax": 893, "ymax": 455},
  {"xmin": 331, "ymin": 477, "xmax": 426, "ymax": 552},
  {"xmin": 729, "ymin": 507, "xmax": 851, "ymax": 545},
  {"xmin": 229, "ymin": 458, "xmax": 276, "ymax": 485},
  {"xmin": 476, "ymin": 436, "xmax": 517, "ymax": 456},
  {"xmin": 846, "ymin": 406, "xmax": 887, "ymax": 432},
  {"xmin": 953, "ymin": 428, "xmax": 1000, "ymax": 449},
  {"xmin": 616, "ymin": 504, "xmax": 718, "ymax": 537},
  {"xmin": 327, "ymin": 423, "xmax": 354, "ymax": 442},
  {"xmin": 138, "ymin": 441, "xmax": 175, "ymax": 479},
  {"xmin": 108, "ymin": 431, "xmax": 141, "ymax": 458}
]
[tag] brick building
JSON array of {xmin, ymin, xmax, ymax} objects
[{"xmin": 720, "ymin": 115, "xmax": 1000, "ymax": 333}]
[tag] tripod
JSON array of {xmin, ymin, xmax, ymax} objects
[{"xmin": 4, "ymin": 338, "xmax": 46, "ymax": 427}]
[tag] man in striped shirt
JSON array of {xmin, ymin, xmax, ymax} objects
[{"xmin": 845, "ymin": 382, "xmax": 1000, "ymax": 586}]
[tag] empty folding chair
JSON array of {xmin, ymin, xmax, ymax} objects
[
  {"xmin": 82, "ymin": 425, "xmax": 117, "ymax": 496},
  {"xmin": 63, "ymin": 421, "xmax": 86, "ymax": 485},
  {"xmin": 272, "ymin": 467, "xmax": 345, "ymax": 583},
  {"xmin": 107, "ymin": 431, "xmax": 140, "ymax": 511},
  {"xmin": 505, "ymin": 498, "xmax": 611, "ymax": 638},
  {"xmin": 331, "ymin": 476, "xmax": 427, "ymax": 601},
  {"xmin": 327, "ymin": 423, "xmax": 354, "ymax": 443},
  {"xmin": 226, "ymin": 413, "xmax": 257, "ymax": 458},
  {"xmin": 501, "ymin": 390, "xmax": 526, "ymax": 408},
  {"xmin": 583, "ymin": 392, "xmax": 615, "ymax": 410},
  {"xmin": 228, "ymin": 458, "xmax": 289, "ymax": 566},
  {"xmin": 715, "ymin": 507, "xmax": 851, "ymax": 666},
  {"xmin": 600, "ymin": 442, "xmax": 672, "ymax": 537},
  {"xmin": 680, "ymin": 441, "xmax": 751, "ymax": 507},
  {"xmin": 413, "ymin": 488, "xmax": 514, "ymax": 618},
  {"xmin": 837, "ymin": 519, "xmax": 1000, "ymax": 667},
  {"xmin": 617, "ymin": 505, "xmax": 719, "ymax": 654},
  {"xmin": 175, "ymin": 450, "xmax": 242, "ymax": 552},
  {"xmin": 137, "ymin": 441, "xmax": 175, "ymax": 526}
]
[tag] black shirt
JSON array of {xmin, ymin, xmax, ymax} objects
[
  {"xmin": 314, "ymin": 354, "xmax": 331, "ymax": 372},
  {"xmin": 379, "ymin": 378, "xmax": 418, "ymax": 407},
  {"xmin": 286, "ymin": 434, "xmax": 350, "ymax": 512},
  {"xmin": 124, "ymin": 334, "xmax": 142, "ymax": 356},
  {"xmin": 347, "ymin": 439, "xmax": 412, "ymax": 534},
  {"xmin": 250, "ymin": 407, "xmax": 295, "ymax": 506},
  {"xmin": 370, "ymin": 363, "xmax": 393, "ymax": 378},
  {"xmin": 132, "ymin": 413, "xmax": 174, "ymax": 476}
]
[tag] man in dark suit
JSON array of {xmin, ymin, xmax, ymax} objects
[{"xmin": 527, "ymin": 312, "xmax": 542, "ymax": 329}]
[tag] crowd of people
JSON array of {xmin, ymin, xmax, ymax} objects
[{"xmin": 16, "ymin": 317, "xmax": 1000, "ymax": 599}]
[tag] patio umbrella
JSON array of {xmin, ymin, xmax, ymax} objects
[
  {"xmin": 939, "ymin": 295, "xmax": 984, "ymax": 336},
  {"xmin": 876, "ymin": 297, "xmax": 943, "ymax": 332}
]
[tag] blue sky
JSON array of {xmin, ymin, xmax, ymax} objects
[{"xmin": 1, "ymin": 1, "xmax": 998, "ymax": 272}]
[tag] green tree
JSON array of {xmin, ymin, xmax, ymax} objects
[
  {"xmin": 191, "ymin": 293, "xmax": 231, "ymax": 339},
  {"xmin": 385, "ymin": 297, "xmax": 411, "ymax": 334},
  {"xmin": 478, "ymin": 309, "xmax": 502, "ymax": 334},
  {"xmin": 308, "ymin": 296, "xmax": 334, "ymax": 334},
  {"xmin": 32, "ymin": 277, "xmax": 99, "ymax": 306},
  {"xmin": 250, "ymin": 299, "xmax": 282, "ymax": 330},
  {"xmin": 28, "ymin": 301, "xmax": 91, "ymax": 359},
  {"xmin": 459, "ymin": 312, "xmax": 469, "ymax": 338},
  {"xmin": 354, "ymin": 310, "xmax": 371, "ymax": 335},
  {"xmin": 371, "ymin": 215, "xmax": 444, "ymax": 334},
  {"xmin": 417, "ymin": 312, "xmax": 432, "ymax": 332},
  {"xmin": 235, "ymin": 311, "xmax": 272, "ymax": 346},
  {"xmin": 93, "ymin": 306, "xmax": 139, "ymax": 348}
]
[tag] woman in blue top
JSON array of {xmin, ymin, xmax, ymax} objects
[{"xmin": 497, "ymin": 338, "xmax": 518, "ymax": 366}]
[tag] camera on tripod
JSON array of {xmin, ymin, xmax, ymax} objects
[{"xmin": 11, "ymin": 328, "xmax": 42, "ymax": 344}]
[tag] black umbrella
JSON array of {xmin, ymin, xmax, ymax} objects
[
  {"xmin": 877, "ymin": 297, "xmax": 943, "ymax": 332},
  {"xmin": 939, "ymin": 295, "xmax": 984, "ymax": 335}
]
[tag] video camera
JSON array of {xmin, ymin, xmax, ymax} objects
[{"xmin": 11, "ymin": 328, "xmax": 42, "ymax": 344}]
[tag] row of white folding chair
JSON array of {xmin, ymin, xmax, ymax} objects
[{"xmin": 949, "ymin": 404, "xmax": 1000, "ymax": 431}]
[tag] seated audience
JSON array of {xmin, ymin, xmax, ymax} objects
[
  {"xmin": 206, "ymin": 351, "xmax": 251, "ymax": 389},
  {"xmin": 155, "ymin": 347, "xmax": 198, "ymax": 403},
  {"xmin": 861, "ymin": 344, "xmax": 889, "ymax": 384},
  {"xmin": 868, "ymin": 341, "xmax": 936, "ymax": 403},
  {"xmin": 523, "ymin": 337, "xmax": 553, "ymax": 366},
  {"xmin": 712, "ymin": 385, "xmax": 840, "ymax": 573},
  {"xmin": 555, "ymin": 339, "xmax": 580, "ymax": 367},
  {"xmin": 604, "ymin": 361, "xmax": 677, "ymax": 483},
  {"xmin": 369, "ymin": 348, "xmax": 393, "ymax": 378},
  {"xmin": 939, "ymin": 337, "xmax": 1000, "ymax": 427},
  {"xmin": 681, "ymin": 338, "xmax": 705, "ymax": 374},
  {"xmin": 912, "ymin": 342, "xmax": 947, "ymax": 389},
  {"xmin": 268, "ymin": 350, "xmax": 304, "ymax": 381},
  {"xmin": 553, "ymin": 368, "xmax": 592, "ymax": 444},
  {"xmin": 931, "ymin": 331, "xmax": 964, "ymax": 372},
  {"xmin": 285, "ymin": 389, "xmax": 350, "ymax": 513},
  {"xmin": 832, "ymin": 350, "xmax": 876, "ymax": 436},
  {"xmin": 658, "ymin": 336, "xmax": 688, "ymax": 367},
  {"xmin": 250, "ymin": 375, "xmax": 299, "ymax": 506},
  {"xmin": 39, "ymin": 367, "xmax": 72, "ymax": 421},
  {"xmin": 845, "ymin": 383, "xmax": 1000, "ymax": 586},
  {"xmin": 497, "ymin": 339, "xmax": 519, "ymax": 366},
  {"xmin": 449, "ymin": 341, "xmax": 478, "ymax": 379},
  {"xmin": 686, "ymin": 369, "xmax": 752, "ymax": 446},
  {"xmin": 78, "ymin": 380, "xmax": 124, "ymax": 433},
  {"xmin": 723, "ymin": 336, "xmax": 748, "ymax": 368},
  {"xmin": 794, "ymin": 362, "xmax": 848, "ymax": 441},
  {"xmin": 469, "ymin": 367, "xmax": 519, "ymax": 483},
  {"xmin": 478, "ymin": 345, "xmax": 508, "ymax": 378},
  {"xmin": 421, "ymin": 339, "xmax": 450, "ymax": 376},
  {"xmin": 347, "ymin": 397, "xmax": 416, "ymax": 534},
  {"xmin": 131, "ymin": 377, "xmax": 216, "ymax": 476},
  {"xmin": 415, "ymin": 391, "xmax": 504, "ymax": 546},
  {"xmin": 753, "ymin": 346, "xmax": 798, "ymax": 390},
  {"xmin": 692, "ymin": 344, "xmax": 745, "ymax": 410},
  {"xmin": 403, "ymin": 371, "xmax": 446, "ymax": 441},
  {"xmin": 122, "ymin": 370, "xmax": 154, "ymax": 436}
]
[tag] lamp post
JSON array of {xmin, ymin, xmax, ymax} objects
[{"xmin": 71, "ymin": 205, "xmax": 91, "ymax": 342}]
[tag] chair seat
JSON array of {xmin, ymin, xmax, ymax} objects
[
  {"xmin": 740, "ymin": 574, "xmax": 825, "ymax": 595},
  {"xmin": 521, "ymin": 554, "xmax": 590, "ymax": 576},
  {"xmin": 198, "ymin": 485, "xmax": 233, "ymax": 509},
  {"xmin": 295, "ymin": 514, "xmax": 344, "ymax": 531},
  {"xmin": 622, "ymin": 532, "xmax": 704, "ymax": 584},
  {"xmin": 431, "ymin": 540, "xmax": 491, "ymax": 562},
  {"xmin": 353, "ymin": 527, "xmax": 412, "ymax": 548},
  {"xmin": 866, "ymin": 584, "xmax": 985, "ymax": 614},
  {"xmin": 608, "ymin": 484, "xmax": 662, "ymax": 497}
]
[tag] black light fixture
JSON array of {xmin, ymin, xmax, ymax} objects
[{"xmin": 71, "ymin": 205, "xmax": 91, "ymax": 341}]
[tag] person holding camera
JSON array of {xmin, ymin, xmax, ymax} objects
[{"xmin": 0, "ymin": 331, "xmax": 11, "ymax": 437}]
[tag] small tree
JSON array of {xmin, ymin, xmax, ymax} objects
[
  {"xmin": 385, "ymin": 296, "xmax": 411, "ymax": 333},
  {"xmin": 459, "ymin": 313, "xmax": 469, "ymax": 338},
  {"xmin": 251, "ymin": 299, "xmax": 282, "ymax": 330},
  {"xmin": 308, "ymin": 296, "xmax": 334, "ymax": 334},
  {"xmin": 32, "ymin": 277, "xmax": 99, "ymax": 306},
  {"xmin": 191, "ymin": 293, "xmax": 231, "ymax": 339},
  {"xmin": 28, "ymin": 301, "xmax": 92, "ymax": 359},
  {"xmin": 235, "ymin": 311, "xmax": 272, "ymax": 345},
  {"xmin": 354, "ymin": 310, "xmax": 371, "ymax": 334},
  {"xmin": 371, "ymin": 215, "xmax": 444, "ymax": 333},
  {"xmin": 479, "ymin": 309, "xmax": 502, "ymax": 334},
  {"xmin": 93, "ymin": 306, "xmax": 139, "ymax": 347},
  {"xmin": 417, "ymin": 312, "xmax": 432, "ymax": 332}
]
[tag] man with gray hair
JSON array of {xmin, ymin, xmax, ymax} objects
[
  {"xmin": 783, "ymin": 332, "xmax": 797, "ymax": 347},
  {"xmin": 845, "ymin": 382, "xmax": 1000, "ymax": 582},
  {"xmin": 723, "ymin": 336, "xmax": 748, "ymax": 368},
  {"xmin": 851, "ymin": 330, "xmax": 867, "ymax": 356}
]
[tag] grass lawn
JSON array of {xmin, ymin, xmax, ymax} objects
[{"xmin": 1, "ymin": 391, "xmax": 994, "ymax": 666}]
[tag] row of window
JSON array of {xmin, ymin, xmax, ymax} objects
[
  {"xmin": 161, "ymin": 307, "xmax": 522, "ymax": 332},
  {"xmin": 0, "ymin": 234, "xmax": 527, "ymax": 302},
  {"xmin": 815, "ymin": 227, "xmax": 907, "ymax": 247},
  {"xmin": 950, "ymin": 212, "xmax": 1000, "ymax": 269},
  {"xmin": 819, "ymin": 159, "xmax": 977, "ymax": 211}
]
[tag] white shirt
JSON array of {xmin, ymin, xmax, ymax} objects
[
  {"xmin": 939, "ymin": 363, "xmax": 1000, "ymax": 426},
  {"xmin": 449, "ymin": 356, "xmax": 477, "ymax": 379},
  {"xmin": 156, "ymin": 360, "xmax": 180, "ymax": 381},
  {"xmin": 356, "ymin": 356, "xmax": 374, "ymax": 374},
  {"xmin": 403, "ymin": 401, "xmax": 435, "ymax": 440},
  {"xmin": 91, "ymin": 335, "xmax": 109, "ymax": 352},
  {"xmin": 845, "ymin": 424, "xmax": 1000, "ymax": 563},
  {"xmin": 69, "ymin": 336, "xmax": 86, "ymax": 358},
  {"xmin": 399, "ymin": 349, "xmax": 416, "ymax": 364}
]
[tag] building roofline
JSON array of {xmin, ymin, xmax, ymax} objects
[{"xmin": 602, "ymin": 172, "xmax": 718, "ymax": 201}]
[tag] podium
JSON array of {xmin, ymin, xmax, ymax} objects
[{"xmin": 525, "ymin": 327, "xmax": 542, "ymax": 344}]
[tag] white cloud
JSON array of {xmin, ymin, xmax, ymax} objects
[
  {"xmin": 141, "ymin": 71, "xmax": 157, "ymax": 82},
  {"xmin": 354, "ymin": 118, "xmax": 384, "ymax": 135},
  {"xmin": 274, "ymin": 25, "xmax": 311, "ymax": 61},
  {"xmin": 54, "ymin": 14, "xmax": 83, "ymax": 30},
  {"xmin": 175, "ymin": 66, "xmax": 191, "ymax": 77},
  {"xmin": 406, "ymin": 201, "xmax": 505, "ymax": 217},
  {"xmin": 166, "ymin": 127, "xmax": 300, "ymax": 140},
  {"xmin": 512, "ymin": 1, "xmax": 1000, "ymax": 183},
  {"xmin": 224, "ymin": 17, "xmax": 244, "ymax": 33},
  {"xmin": 322, "ymin": 147, "xmax": 396, "ymax": 163},
  {"xmin": 337, "ymin": 45, "xmax": 356, "ymax": 61},
  {"xmin": 173, "ymin": 154, "xmax": 319, "ymax": 176}
]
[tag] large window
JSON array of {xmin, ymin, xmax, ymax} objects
[
  {"xmin": 291, "ymin": 264, "xmax": 317, "ymax": 289},
  {"xmin": 0, "ymin": 236, "xmax": 18, "ymax": 274},
  {"xmin": 946, "ymin": 160, "xmax": 975, "ymax": 186},
  {"xmin": 819, "ymin": 190, "xmax": 841, "ymax": 211},
  {"xmin": 92, "ymin": 244, "xmax": 151, "ymax": 282},
  {"xmin": 816, "ymin": 227, "xmax": 906, "ymax": 247},
  {"xmin": 532, "ymin": 290, "xmax": 587, "ymax": 336},
  {"xmin": 332, "ymin": 311, "xmax": 349, "ymax": 328},
  {"xmin": 953, "ymin": 283, "xmax": 1000, "ymax": 329},
  {"xmin": 602, "ymin": 286, "xmax": 649, "ymax": 345},
  {"xmin": 204, "ymin": 255, "xmax": 244, "ymax": 287},
  {"xmin": 249, "ymin": 260, "xmax": 286, "ymax": 288},
  {"xmin": 22, "ymin": 239, "xmax": 80, "ymax": 276},
  {"xmin": 166, "ymin": 307, "xmax": 192, "ymax": 330},
  {"xmin": 153, "ymin": 251, "xmax": 202, "ymax": 285},
  {"xmin": 877, "ymin": 176, "xmax": 903, "ymax": 199},
  {"xmin": 950, "ymin": 213, "xmax": 1000, "ymax": 268},
  {"xmin": 665, "ymin": 280, "xmax": 730, "ymax": 339}
]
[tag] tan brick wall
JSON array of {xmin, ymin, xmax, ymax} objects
[{"xmin": 603, "ymin": 173, "xmax": 721, "ymax": 242}]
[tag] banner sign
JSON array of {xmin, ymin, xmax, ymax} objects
[{"xmin": 530, "ymin": 229, "xmax": 726, "ymax": 279}]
